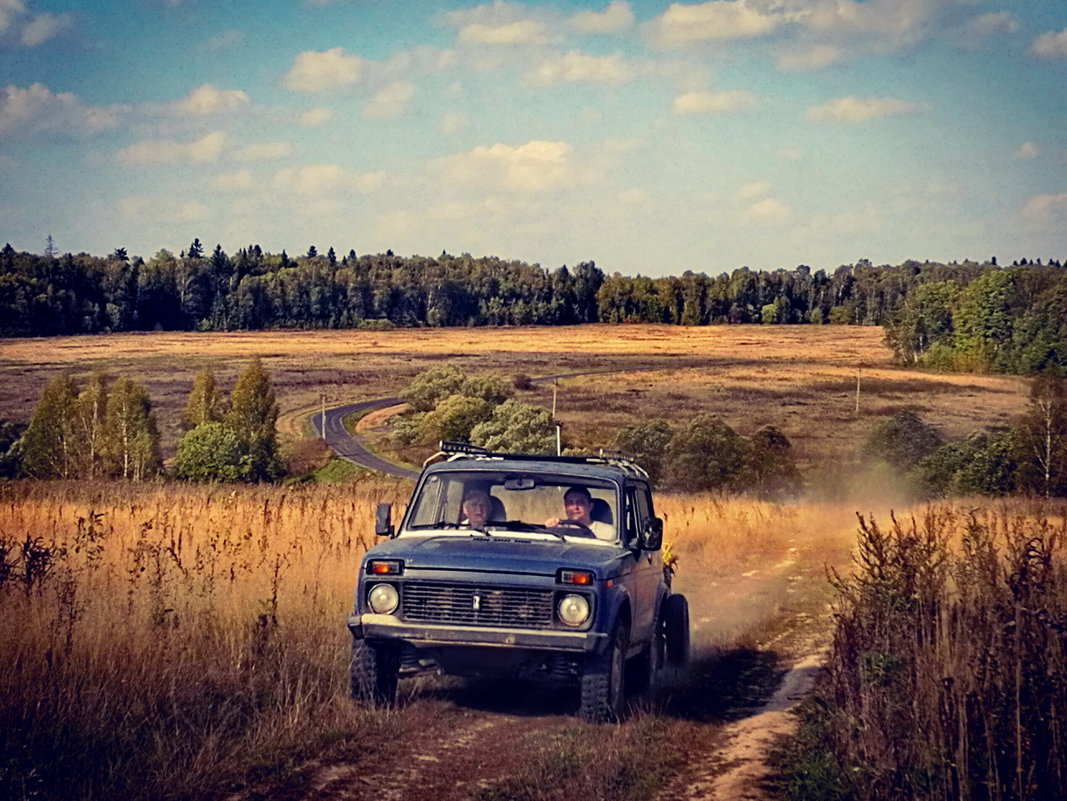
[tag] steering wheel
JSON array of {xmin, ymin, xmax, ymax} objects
[{"xmin": 554, "ymin": 519, "xmax": 594, "ymax": 537}]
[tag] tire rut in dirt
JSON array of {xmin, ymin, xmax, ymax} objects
[{"xmin": 312, "ymin": 708, "xmax": 575, "ymax": 801}]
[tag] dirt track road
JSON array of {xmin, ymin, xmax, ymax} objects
[
  {"xmin": 231, "ymin": 540, "xmax": 831, "ymax": 801},
  {"xmin": 282, "ymin": 401, "xmax": 835, "ymax": 801}
]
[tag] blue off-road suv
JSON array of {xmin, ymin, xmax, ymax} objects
[{"xmin": 346, "ymin": 444, "xmax": 690, "ymax": 722}]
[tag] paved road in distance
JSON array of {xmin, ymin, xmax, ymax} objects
[{"xmin": 309, "ymin": 397, "xmax": 419, "ymax": 480}]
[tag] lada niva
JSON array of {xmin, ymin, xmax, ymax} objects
[{"xmin": 346, "ymin": 443, "xmax": 690, "ymax": 722}]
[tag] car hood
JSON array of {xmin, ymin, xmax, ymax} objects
[{"xmin": 364, "ymin": 534, "xmax": 627, "ymax": 578}]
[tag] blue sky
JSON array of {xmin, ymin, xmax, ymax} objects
[{"xmin": 1, "ymin": 0, "xmax": 1065, "ymax": 276}]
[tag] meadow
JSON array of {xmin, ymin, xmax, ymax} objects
[
  {"xmin": 0, "ymin": 324, "xmax": 1045, "ymax": 800},
  {"xmin": 0, "ymin": 324, "xmax": 1029, "ymax": 473}
]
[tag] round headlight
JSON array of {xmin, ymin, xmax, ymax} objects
[
  {"xmin": 557, "ymin": 594, "xmax": 590, "ymax": 627},
  {"xmin": 367, "ymin": 583, "xmax": 399, "ymax": 614}
]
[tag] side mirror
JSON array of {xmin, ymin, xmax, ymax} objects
[
  {"xmin": 641, "ymin": 517, "xmax": 663, "ymax": 551},
  {"xmin": 375, "ymin": 503, "xmax": 394, "ymax": 538}
]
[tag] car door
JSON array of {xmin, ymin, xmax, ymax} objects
[{"xmin": 626, "ymin": 482, "xmax": 659, "ymax": 642}]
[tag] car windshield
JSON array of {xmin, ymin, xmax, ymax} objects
[{"xmin": 402, "ymin": 470, "xmax": 619, "ymax": 543}]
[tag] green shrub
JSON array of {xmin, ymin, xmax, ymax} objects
[
  {"xmin": 615, "ymin": 419, "xmax": 672, "ymax": 487},
  {"xmin": 665, "ymin": 414, "xmax": 747, "ymax": 492},
  {"xmin": 173, "ymin": 422, "xmax": 246, "ymax": 481},
  {"xmin": 865, "ymin": 409, "xmax": 943, "ymax": 471},
  {"xmin": 470, "ymin": 399, "xmax": 555, "ymax": 454}
]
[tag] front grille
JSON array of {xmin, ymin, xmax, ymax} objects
[{"xmin": 402, "ymin": 582, "xmax": 556, "ymax": 630}]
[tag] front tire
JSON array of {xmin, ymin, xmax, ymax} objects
[
  {"xmin": 580, "ymin": 621, "xmax": 628, "ymax": 723},
  {"xmin": 664, "ymin": 594, "xmax": 690, "ymax": 666},
  {"xmin": 349, "ymin": 639, "xmax": 399, "ymax": 706}
]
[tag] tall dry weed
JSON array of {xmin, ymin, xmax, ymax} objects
[
  {"xmin": 822, "ymin": 503, "xmax": 1067, "ymax": 801},
  {"xmin": 0, "ymin": 478, "xmax": 410, "ymax": 801}
]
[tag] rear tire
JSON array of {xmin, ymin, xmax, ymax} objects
[
  {"xmin": 350, "ymin": 639, "xmax": 399, "ymax": 707},
  {"xmin": 579, "ymin": 621, "xmax": 628, "ymax": 723},
  {"xmin": 664, "ymin": 594, "xmax": 690, "ymax": 667}
]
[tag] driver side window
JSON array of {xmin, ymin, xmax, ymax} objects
[{"xmin": 629, "ymin": 486, "xmax": 652, "ymax": 548}]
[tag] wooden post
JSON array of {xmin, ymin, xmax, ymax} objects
[
  {"xmin": 855, "ymin": 369, "xmax": 861, "ymax": 416},
  {"xmin": 321, "ymin": 391, "xmax": 326, "ymax": 438}
]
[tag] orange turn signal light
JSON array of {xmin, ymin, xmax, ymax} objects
[
  {"xmin": 367, "ymin": 559, "xmax": 403, "ymax": 576},
  {"xmin": 558, "ymin": 569, "xmax": 594, "ymax": 586}
]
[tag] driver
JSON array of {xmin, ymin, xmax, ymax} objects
[
  {"xmin": 545, "ymin": 486, "xmax": 615, "ymax": 541},
  {"xmin": 460, "ymin": 488, "xmax": 492, "ymax": 529}
]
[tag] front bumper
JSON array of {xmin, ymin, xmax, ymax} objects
[{"xmin": 348, "ymin": 613, "xmax": 608, "ymax": 653}]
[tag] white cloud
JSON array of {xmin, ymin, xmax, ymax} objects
[
  {"xmin": 213, "ymin": 170, "xmax": 255, "ymax": 191},
  {"xmin": 118, "ymin": 131, "xmax": 227, "ymax": 166},
  {"xmin": 798, "ymin": 0, "xmax": 935, "ymax": 45},
  {"xmin": 779, "ymin": 147, "xmax": 802, "ymax": 160},
  {"xmin": 527, "ymin": 51, "xmax": 634, "ymax": 87},
  {"xmin": 647, "ymin": 1, "xmax": 781, "ymax": 47},
  {"xmin": 435, "ymin": 140, "xmax": 583, "ymax": 192},
  {"xmin": 0, "ymin": 0, "xmax": 25, "ymax": 36},
  {"xmin": 673, "ymin": 90, "xmax": 755, "ymax": 114},
  {"xmin": 234, "ymin": 141, "xmax": 293, "ymax": 162},
  {"xmin": 19, "ymin": 10, "xmax": 71, "ymax": 46},
  {"xmin": 458, "ymin": 20, "xmax": 550, "ymax": 45},
  {"xmin": 440, "ymin": 111, "xmax": 468, "ymax": 134},
  {"xmin": 738, "ymin": 181, "xmax": 772, "ymax": 201},
  {"xmin": 118, "ymin": 195, "xmax": 208, "ymax": 224},
  {"xmin": 272, "ymin": 164, "xmax": 385, "ymax": 196},
  {"xmin": 174, "ymin": 84, "xmax": 250, "ymax": 115},
  {"xmin": 1021, "ymin": 193, "xmax": 1067, "ymax": 226},
  {"xmin": 743, "ymin": 196, "xmax": 791, "ymax": 222},
  {"xmin": 1030, "ymin": 28, "xmax": 1067, "ymax": 59},
  {"xmin": 1014, "ymin": 142, "xmax": 1039, "ymax": 160},
  {"xmin": 0, "ymin": 82, "xmax": 121, "ymax": 136},
  {"xmin": 363, "ymin": 80, "xmax": 414, "ymax": 119},
  {"xmin": 283, "ymin": 48, "xmax": 364, "ymax": 92},
  {"xmin": 777, "ymin": 44, "xmax": 844, "ymax": 71},
  {"xmin": 781, "ymin": 0, "xmax": 981, "ymax": 61},
  {"xmin": 300, "ymin": 107, "xmax": 333, "ymax": 126},
  {"xmin": 0, "ymin": 1, "xmax": 71, "ymax": 46},
  {"xmin": 806, "ymin": 96, "xmax": 929, "ymax": 123},
  {"xmin": 570, "ymin": 1, "xmax": 634, "ymax": 34},
  {"xmin": 734, "ymin": 181, "xmax": 791, "ymax": 223},
  {"xmin": 443, "ymin": 1, "xmax": 555, "ymax": 44}
]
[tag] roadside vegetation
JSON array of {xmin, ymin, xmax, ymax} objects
[
  {"xmin": 774, "ymin": 503, "xmax": 1067, "ymax": 801},
  {"xmin": 863, "ymin": 373, "xmax": 1066, "ymax": 499}
]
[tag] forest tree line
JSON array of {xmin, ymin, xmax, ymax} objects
[{"xmin": 1, "ymin": 241, "xmax": 1064, "ymax": 373}]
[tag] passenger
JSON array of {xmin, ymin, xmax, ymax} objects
[
  {"xmin": 545, "ymin": 486, "xmax": 616, "ymax": 541},
  {"xmin": 461, "ymin": 488, "xmax": 492, "ymax": 529}
]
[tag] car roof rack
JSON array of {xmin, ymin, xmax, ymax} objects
[{"xmin": 422, "ymin": 441, "xmax": 650, "ymax": 480}]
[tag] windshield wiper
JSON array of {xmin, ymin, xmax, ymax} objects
[
  {"xmin": 408, "ymin": 521, "xmax": 462, "ymax": 530},
  {"xmin": 490, "ymin": 521, "xmax": 567, "ymax": 540}
]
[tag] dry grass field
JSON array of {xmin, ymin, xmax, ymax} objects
[
  {"xmin": 0, "ymin": 476, "xmax": 856, "ymax": 800},
  {"xmin": 0, "ymin": 324, "xmax": 1030, "ymax": 473},
  {"xmin": 0, "ymin": 324, "xmax": 1044, "ymax": 800}
]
